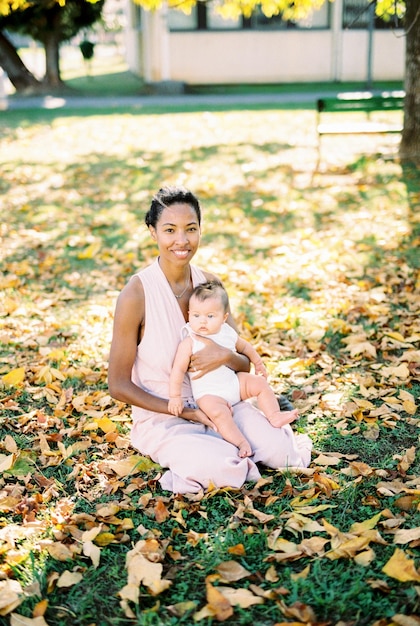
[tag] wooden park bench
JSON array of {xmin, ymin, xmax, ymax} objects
[{"xmin": 316, "ymin": 91, "xmax": 405, "ymax": 159}]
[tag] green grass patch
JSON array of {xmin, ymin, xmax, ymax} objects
[{"xmin": 1, "ymin": 98, "xmax": 419, "ymax": 625}]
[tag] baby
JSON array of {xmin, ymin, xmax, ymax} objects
[{"xmin": 168, "ymin": 281, "xmax": 298, "ymax": 457}]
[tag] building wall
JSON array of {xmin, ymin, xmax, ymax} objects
[
  {"xmin": 168, "ymin": 31, "xmax": 333, "ymax": 84},
  {"xmin": 340, "ymin": 30, "xmax": 404, "ymax": 82},
  {"xmin": 124, "ymin": 1, "xmax": 405, "ymax": 85}
]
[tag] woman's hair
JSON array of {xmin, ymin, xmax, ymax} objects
[
  {"xmin": 145, "ymin": 186, "xmax": 202, "ymax": 228},
  {"xmin": 190, "ymin": 280, "xmax": 229, "ymax": 313}
]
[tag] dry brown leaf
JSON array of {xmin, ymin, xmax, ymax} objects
[
  {"xmin": 391, "ymin": 614, "xmax": 420, "ymax": 626},
  {"xmin": 216, "ymin": 560, "xmax": 251, "ymax": 582},
  {"xmin": 56, "ymin": 570, "xmax": 83, "ymax": 588},
  {"xmin": 82, "ymin": 540, "xmax": 101, "ymax": 568},
  {"xmin": 312, "ymin": 453, "xmax": 341, "ymax": 466},
  {"xmin": 397, "ymin": 446, "xmax": 416, "ymax": 474},
  {"xmin": 393, "ymin": 527, "xmax": 420, "ymax": 545},
  {"xmin": 218, "ymin": 586, "xmax": 264, "ymax": 608},
  {"xmin": 395, "ymin": 496, "xmax": 418, "ymax": 511},
  {"xmin": 205, "ymin": 580, "xmax": 234, "ymax": 621},
  {"xmin": 0, "ymin": 454, "xmax": 14, "ymax": 472},
  {"xmin": 278, "ymin": 599, "xmax": 317, "ymax": 622},
  {"xmin": 354, "ymin": 548, "xmax": 375, "ymax": 566},
  {"xmin": 45, "ymin": 542, "xmax": 74, "ymax": 562},
  {"xmin": 0, "ymin": 580, "xmax": 23, "ymax": 616},
  {"xmin": 32, "ymin": 599, "xmax": 48, "ymax": 618},
  {"xmin": 265, "ymin": 565, "xmax": 279, "ymax": 582},
  {"xmin": 381, "ymin": 363, "xmax": 411, "ymax": 380},
  {"xmin": 10, "ymin": 616, "xmax": 50, "ymax": 626},
  {"xmin": 154, "ymin": 499, "xmax": 170, "ymax": 523},
  {"xmin": 299, "ymin": 537, "xmax": 329, "ymax": 557},
  {"xmin": 227, "ymin": 543, "xmax": 246, "ymax": 556},
  {"xmin": 121, "ymin": 540, "xmax": 172, "ymax": 597}
]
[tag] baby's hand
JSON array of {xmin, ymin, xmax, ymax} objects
[
  {"xmin": 168, "ymin": 397, "xmax": 184, "ymax": 416},
  {"xmin": 254, "ymin": 360, "xmax": 268, "ymax": 378}
]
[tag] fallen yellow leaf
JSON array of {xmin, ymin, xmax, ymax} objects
[
  {"xmin": 2, "ymin": 367, "xmax": 25, "ymax": 386},
  {"xmin": 95, "ymin": 416, "xmax": 116, "ymax": 434},
  {"xmin": 350, "ymin": 512, "xmax": 382, "ymax": 534},
  {"xmin": 382, "ymin": 548, "xmax": 420, "ymax": 582},
  {"xmin": 103, "ymin": 455, "xmax": 158, "ymax": 477}
]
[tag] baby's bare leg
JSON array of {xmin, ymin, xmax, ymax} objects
[
  {"xmin": 237, "ymin": 372, "xmax": 299, "ymax": 427},
  {"xmin": 197, "ymin": 395, "xmax": 252, "ymax": 457}
]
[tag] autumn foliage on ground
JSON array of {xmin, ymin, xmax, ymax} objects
[{"xmin": 0, "ymin": 106, "xmax": 419, "ymax": 626}]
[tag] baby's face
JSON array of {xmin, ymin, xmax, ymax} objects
[{"xmin": 188, "ymin": 296, "xmax": 228, "ymax": 336}]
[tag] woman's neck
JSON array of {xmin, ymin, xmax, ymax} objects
[{"xmin": 158, "ymin": 257, "xmax": 191, "ymax": 284}]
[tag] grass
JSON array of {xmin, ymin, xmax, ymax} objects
[{"xmin": 0, "ymin": 60, "xmax": 419, "ymax": 625}]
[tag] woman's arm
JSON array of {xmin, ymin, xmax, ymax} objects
[
  {"xmin": 168, "ymin": 338, "xmax": 192, "ymax": 415},
  {"xmin": 108, "ymin": 277, "xmax": 214, "ymax": 426}
]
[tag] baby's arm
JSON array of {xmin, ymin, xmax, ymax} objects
[
  {"xmin": 168, "ymin": 338, "xmax": 193, "ymax": 416},
  {"xmin": 235, "ymin": 336, "xmax": 268, "ymax": 378}
]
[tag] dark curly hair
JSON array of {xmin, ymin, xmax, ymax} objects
[{"xmin": 145, "ymin": 186, "xmax": 201, "ymax": 228}]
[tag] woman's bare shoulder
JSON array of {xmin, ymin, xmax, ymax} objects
[
  {"xmin": 114, "ymin": 275, "xmax": 145, "ymax": 323},
  {"xmin": 118, "ymin": 274, "xmax": 144, "ymax": 302}
]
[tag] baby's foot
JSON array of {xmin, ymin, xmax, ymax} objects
[
  {"xmin": 237, "ymin": 439, "xmax": 252, "ymax": 458},
  {"xmin": 269, "ymin": 409, "xmax": 299, "ymax": 428}
]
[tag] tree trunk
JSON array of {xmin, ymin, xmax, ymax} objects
[
  {"xmin": 43, "ymin": 30, "xmax": 63, "ymax": 87},
  {"xmin": 0, "ymin": 30, "xmax": 41, "ymax": 92},
  {"xmin": 400, "ymin": 0, "xmax": 420, "ymax": 164}
]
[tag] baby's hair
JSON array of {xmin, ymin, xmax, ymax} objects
[
  {"xmin": 190, "ymin": 280, "xmax": 229, "ymax": 313},
  {"xmin": 145, "ymin": 186, "xmax": 201, "ymax": 228}
]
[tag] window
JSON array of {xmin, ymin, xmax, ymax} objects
[
  {"xmin": 131, "ymin": 2, "xmax": 141, "ymax": 29},
  {"xmin": 248, "ymin": 3, "xmax": 329, "ymax": 30},
  {"xmin": 168, "ymin": 0, "xmax": 330, "ymax": 32},
  {"xmin": 343, "ymin": 0, "xmax": 404, "ymax": 29},
  {"xmin": 167, "ymin": 6, "xmax": 197, "ymax": 30},
  {"xmin": 207, "ymin": 4, "xmax": 241, "ymax": 29}
]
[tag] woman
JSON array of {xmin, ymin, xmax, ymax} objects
[{"xmin": 108, "ymin": 186, "xmax": 312, "ymax": 493}]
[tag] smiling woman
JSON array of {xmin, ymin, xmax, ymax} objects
[{"xmin": 108, "ymin": 185, "xmax": 312, "ymax": 494}]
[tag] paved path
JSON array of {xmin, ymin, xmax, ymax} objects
[{"xmin": 2, "ymin": 89, "xmax": 369, "ymax": 111}]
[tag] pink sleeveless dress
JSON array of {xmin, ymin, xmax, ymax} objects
[{"xmin": 130, "ymin": 258, "xmax": 312, "ymax": 494}]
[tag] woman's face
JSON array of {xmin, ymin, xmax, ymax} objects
[{"xmin": 149, "ymin": 203, "xmax": 201, "ymax": 266}]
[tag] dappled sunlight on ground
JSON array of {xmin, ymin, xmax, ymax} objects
[{"xmin": 1, "ymin": 106, "xmax": 419, "ymax": 624}]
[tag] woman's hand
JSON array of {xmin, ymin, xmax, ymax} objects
[{"xmin": 188, "ymin": 335, "xmax": 230, "ymax": 378}]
